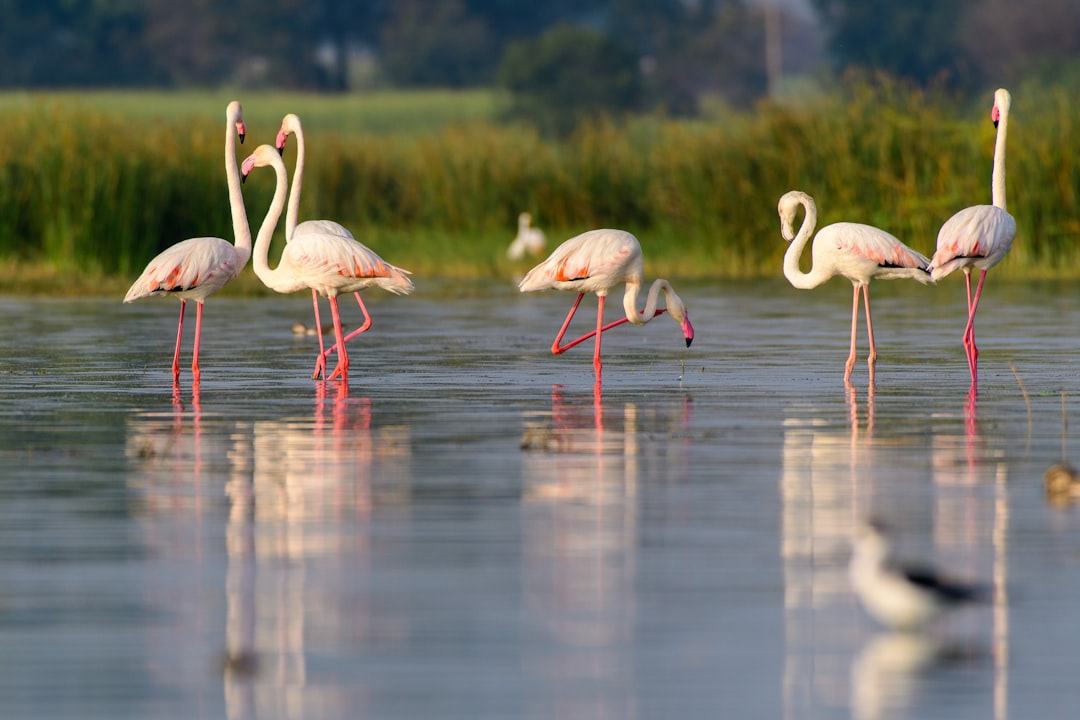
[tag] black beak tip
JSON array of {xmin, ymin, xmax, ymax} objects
[
  {"xmin": 239, "ymin": 133, "xmax": 245, "ymax": 144},
  {"xmin": 685, "ymin": 337, "xmax": 693, "ymax": 348},
  {"xmin": 277, "ymin": 145, "xmax": 284, "ymax": 156}
]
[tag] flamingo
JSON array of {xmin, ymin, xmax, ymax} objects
[
  {"xmin": 124, "ymin": 101, "xmax": 249, "ymax": 383},
  {"xmin": 518, "ymin": 228, "xmax": 694, "ymax": 378},
  {"xmin": 929, "ymin": 88, "xmax": 1016, "ymax": 386},
  {"xmin": 507, "ymin": 211, "xmax": 546, "ymax": 260},
  {"xmin": 275, "ymin": 113, "xmax": 410, "ymax": 379},
  {"xmin": 241, "ymin": 144, "xmax": 413, "ymax": 384},
  {"xmin": 779, "ymin": 190, "xmax": 932, "ymax": 386}
]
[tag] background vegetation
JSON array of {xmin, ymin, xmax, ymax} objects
[{"xmin": 1, "ymin": 76, "xmax": 1077, "ymax": 295}]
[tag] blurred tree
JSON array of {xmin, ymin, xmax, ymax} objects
[
  {"xmin": 959, "ymin": 0, "xmax": 1080, "ymax": 87},
  {"xmin": 811, "ymin": 0, "xmax": 976, "ymax": 86},
  {"xmin": 379, "ymin": 0, "xmax": 495, "ymax": 86},
  {"xmin": 499, "ymin": 24, "xmax": 643, "ymax": 136}
]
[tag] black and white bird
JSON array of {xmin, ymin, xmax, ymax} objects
[{"xmin": 849, "ymin": 519, "xmax": 987, "ymax": 632}]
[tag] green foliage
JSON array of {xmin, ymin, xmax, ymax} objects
[
  {"xmin": 2, "ymin": 82, "xmax": 1079, "ymax": 288},
  {"xmin": 499, "ymin": 25, "xmax": 644, "ymax": 137}
]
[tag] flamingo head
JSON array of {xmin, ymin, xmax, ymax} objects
[
  {"xmin": 777, "ymin": 191, "xmax": 812, "ymax": 242},
  {"xmin": 681, "ymin": 313, "xmax": 694, "ymax": 348},
  {"xmin": 240, "ymin": 144, "xmax": 280, "ymax": 183},
  {"xmin": 663, "ymin": 289, "xmax": 694, "ymax": 348},
  {"xmin": 276, "ymin": 113, "xmax": 302, "ymax": 155},
  {"xmin": 992, "ymin": 88, "xmax": 1010, "ymax": 129},
  {"xmin": 227, "ymin": 100, "xmax": 245, "ymax": 144}
]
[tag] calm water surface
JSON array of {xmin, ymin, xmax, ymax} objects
[{"xmin": 1, "ymin": 278, "xmax": 1079, "ymax": 719}]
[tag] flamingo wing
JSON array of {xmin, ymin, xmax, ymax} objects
[
  {"xmin": 294, "ymin": 219, "xmax": 355, "ymax": 241},
  {"xmin": 827, "ymin": 223, "xmax": 930, "ymax": 269},
  {"xmin": 930, "ymin": 205, "xmax": 1016, "ymax": 279},
  {"xmin": 283, "ymin": 232, "xmax": 414, "ymax": 296},
  {"xmin": 124, "ymin": 236, "xmax": 241, "ymax": 303},
  {"xmin": 519, "ymin": 229, "xmax": 639, "ymax": 294}
]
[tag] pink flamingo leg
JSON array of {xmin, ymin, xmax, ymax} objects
[
  {"xmin": 191, "ymin": 301, "xmax": 205, "ymax": 382},
  {"xmin": 311, "ymin": 290, "xmax": 328, "ymax": 380},
  {"xmin": 593, "ymin": 295, "xmax": 605, "ymax": 375},
  {"xmin": 963, "ymin": 270, "xmax": 988, "ymax": 386},
  {"xmin": 862, "ymin": 285, "xmax": 877, "ymax": 386},
  {"xmin": 325, "ymin": 297, "xmax": 350, "ymax": 383},
  {"xmin": 172, "ymin": 300, "xmax": 186, "ymax": 383},
  {"xmin": 551, "ymin": 293, "xmax": 586, "ymax": 354},
  {"xmin": 555, "ymin": 306, "xmax": 668, "ymax": 353},
  {"xmin": 844, "ymin": 284, "xmax": 859, "ymax": 384},
  {"xmin": 322, "ymin": 293, "xmax": 373, "ymax": 359}
]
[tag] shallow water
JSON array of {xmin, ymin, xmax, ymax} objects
[{"xmin": 1, "ymin": 278, "xmax": 1079, "ymax": 719}]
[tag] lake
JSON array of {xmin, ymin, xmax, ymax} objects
[{"xmin": 1, "ymin": 277, "xmax": 1078, "ymax": 719}]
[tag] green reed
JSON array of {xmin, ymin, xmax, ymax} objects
[{"xmin": 1, "ymin": 81, "xmax": 1077, "ymax": 290}]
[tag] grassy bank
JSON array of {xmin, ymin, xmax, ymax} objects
[{"xmin": 1, "ymin": 81, "xmax": 1078, "ymax": 295}]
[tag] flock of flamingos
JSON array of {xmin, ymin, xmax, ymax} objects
[{"xmin": 124, "ymin": 89, "xmax": 1015, "ymax": 391}]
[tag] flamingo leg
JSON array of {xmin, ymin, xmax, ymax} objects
[
  {"xmin": 963, "ymin": 270, "xmax": 989, "ymax": 385},
  {"xmin": 862, "ymin": 285, "xmax": 877, "ymax": 386},
  {"xmin": 325, "ymin": 297, "xmax": 350, "ymax": 383},
  {"xmin": 554, "ymin": 303, "xmax": 668, "ymax": 353},
  {"xmin": 172, "ymin": 300, "xmax": 186, "ymax": 383},
  {"xmin": 844, "ymin": 284, "xmax": 859, "ymax": 384},
  {"xmin": 311, "ymin": 290, "xmax": 327, "ymax": 380},
  {"xmin": 593, "ymin": 295, "xmax": 605, "ymax": 375},
  {"xmin": 322, "ymin": 292, "xmax": 373, "ymax": 359},
  {"xmin": 191, "ymin": 301, "xmax": 205, "ymax": 382},
  {"xmin": 551, "ymin": 293, "xmax": 586, "ymax": 354}
]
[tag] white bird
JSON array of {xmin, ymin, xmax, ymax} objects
[
  {"xmin": 518, "ymin": 228, "xmax": 694, "ymax": 378},
  {"xmin": 124, "ymin": 101, "xmax": 250, "ymax": 384},
  {"xmin": 274, "ymin": 113, "xmax": 413, "ymax": 378},
  {"xmin": 929, "ymin": 88, "xmax": 1016, "ymax": 386},
  {"xmin": 849, "ymin": 519, "xmax": 987, "ymax": 632},
  {"xmin": 242, "ymin": 144, "xmax": 413, "ymax": 384},
  {"xmin": 779, "ymin": 190, "xmax": 932, "ymax": 386},
  {"xmin": 507, "ymin": 211, "xmax": 546, "ymax": 260}
]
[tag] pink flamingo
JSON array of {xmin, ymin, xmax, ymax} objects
[
  {"xmin": 518, "ymin": 228, "xmax": 694, "ymax": 377},
  {"xmin": 241, "ymin": 144, "xmax": 413, "ymax": 384},
  {"xmin": 124, "ymin": 101, "xmax": 249, "ymax": 383},
  {"xmin": 779, "ymin": 190, "xmax": 932, "ymax": 385},
  {"xmin": 275, "ymin": 113, "xmax": 411, "ymax": 379},
  {"xmin": 929, "ymin": 88, "xmax": 1016, "ymax": 386}
]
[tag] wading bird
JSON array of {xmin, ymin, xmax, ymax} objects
[
  {"xmin": 778, "ymin": 190, "xmax": 932, "ymax": 386},
  {"xmin": 124, "ymin": 101, "xmax": 249, "ymax": 384},
  {"xmin": 242, "ymin": 144, "xmax": 413, "ymax": 384},
  {"xmin": 929, "ymin": 88, "xmax": 1016, "ymax": 386},
  {"xmin": 507, "ymin": 211, "xmax": 546, "ymax": 260},
  {"xmin": 518, "ymin": 228, "xmax": 694, "ymax": 378},
  {"xmin": 849, "ymin": 519, "xmax": 987, "ymax": 632},
  {"xmin": 275, "ymin": 113, "xmax": 412, "ymax": 378}
]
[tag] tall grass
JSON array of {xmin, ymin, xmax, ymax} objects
[{"xmin": 1, "ymin": 81, "xmax": 1078, "ymax": 290}]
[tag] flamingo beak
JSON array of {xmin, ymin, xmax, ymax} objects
[{"xmin": 682, "ymin": 315, "xmax": 694, "ymax": 348}]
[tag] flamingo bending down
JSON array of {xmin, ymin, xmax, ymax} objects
[
  {"xmin": 276, "ymin": 113, "xmax": 409, "ymax": 378},
  {"xmin": 779, "ymin": 190, "xmax": 932, "ymax": 385},
  {"xmin": 507, "ymin": 211, "xmax": 546, "ymax": 260},
  {"xmin": 242, "ymin": 144, "xmax": 413, "ymax": 384},
  {"xmin": 518, "ymin": 228, "xmax": 694, "ymax": 377},
  {"xmin": 124, "ymin": 101, "xmax": 249, "ymax": 383},
  {"xmin": 929, "ymin": 88, "xmax": 1016, "ymax": 386}
]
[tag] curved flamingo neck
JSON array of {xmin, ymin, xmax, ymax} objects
[
  {"xmin": 285, "ymin": 122, "xmax": 305, "ymax": 239},
  {"xmin": 622, "ymin": 278, "xmax": 676, "ymax": 325},
  {"xmin": 225, "ymin": 106, "xmax": 252, "ymax": 265},
  {"xmin": 782, "ymin": 195, "xmax": 832, "ymax": 290},
  {"xmin": 991, "ymin": 99, "xmax": 1009, "ymax": 211},
  {"xmin": 251, "ymin": 154, "xmax": 292, "ymax": 292}
]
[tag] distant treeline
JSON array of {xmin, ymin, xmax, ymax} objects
[{"xmin": 1, "ymin": 81, "xmax": 1077, "ymax": 282}]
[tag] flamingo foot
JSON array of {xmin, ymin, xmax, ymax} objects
[{"xmin": 312, "ymin": 355, "xmax": 327, "ymax": 381}]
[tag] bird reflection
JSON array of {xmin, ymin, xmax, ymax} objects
[
  {"xmin": 518, "ymin": 385, "xmax": 689, "ymax": 717},
  {"xmin": 850, "ymin": 631, "xmax": 982, "ymax": 720}
]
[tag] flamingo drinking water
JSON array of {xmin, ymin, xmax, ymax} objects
[{"xmin": 518, "ymin": 228, "xmax": 694, "ymax": 378}]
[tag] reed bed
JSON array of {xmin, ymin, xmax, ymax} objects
[{"xmin": 1, "ymin": 81, "xmax": 1077, "ymax": 292}]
